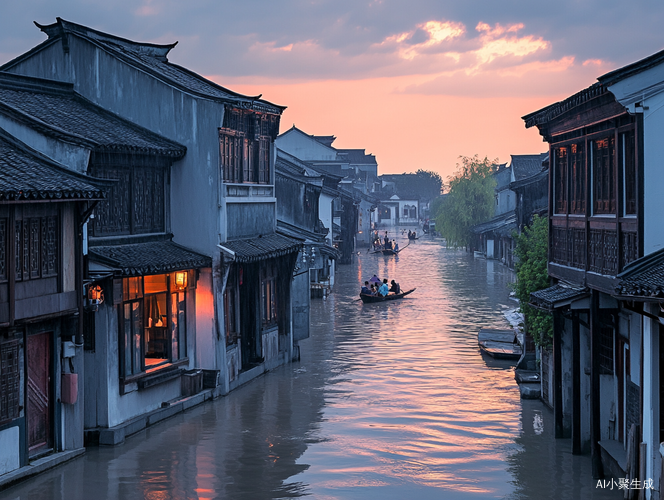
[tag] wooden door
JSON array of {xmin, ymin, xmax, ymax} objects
[{"xmin": 28, "ymin": 332, "xmax": 52, "ymax": 455}]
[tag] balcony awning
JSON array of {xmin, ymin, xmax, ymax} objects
[
  {"xmin": 89, "ymin": 240, "xmax": 211, "ymax": 276},
  {"xmin": 529, "ymin": 283, "xmax": 589, "ymax": 311},
  {"xmin": 219, "ymin": 233, "xmax": 301, "ymax": 264},
  {"xmin": 615, "ymin": 247, "xmax": 664, "ymax": 299}
]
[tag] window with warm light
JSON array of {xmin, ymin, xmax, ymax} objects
[{"xmin": 120, "ymin": 271, "xmax": 192, "ymax": 378}]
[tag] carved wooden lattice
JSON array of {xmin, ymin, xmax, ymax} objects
[
  {"xmin": 0, "ymin": 218, "xmax": 6, "ymax": 281},
  {"xmin": 571, "ymin": 228, "xmax": 586, "ymax": 269},
  {"xmin": 552, "ymin": 227, "xmax": 568, "ymax": 265},
  {"xmin": 589, "ymin": 230, "xmax": 603, "ymax": 274},
  {"xmin": 90, "ymin": 166, "xmax": 164, "ymax": 236},
  {"xmin": 0, "ymin": 341, "xmax": 20, "ymax": 424},
  {"xmin": 589, "ymin": 229, "xmax": 618, "ymax": 275},
  {"xmin": 14, "ymin": 221, "xmax": 21, "ymax": 281},
  {"xmin": 622, "ymin": 231, "xmax": 638, "ymax": 269},
  {"xmin": 604, "ymin": 231, "xmax": 618, "ymax": 274},
  {"xmin": 13, "ymin": 217, "xmax": 59, "ymax": 281}
]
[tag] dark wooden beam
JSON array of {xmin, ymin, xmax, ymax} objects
[
  {"xmin": 572, "ymin": 311, "xmax": 581, "ymax": 454},
  {"xmin": 590, "ymin": 291, "xmax": 604, "ymax": 478},
  {"xmin": 553, "ymin": 310, "xmax": 564, "ymax": 438}
]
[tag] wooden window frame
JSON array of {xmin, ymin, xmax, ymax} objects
[
  {"xmin": 554, "ymin": 146, "xmax": 568, "ymax": 214},
  {"xmin": 591, "ymin": 136, "xmax": 616, "ymax": 215},
  {"xmin": 119, "ymin": 273, "xmax": 190, "ymax": 381}
]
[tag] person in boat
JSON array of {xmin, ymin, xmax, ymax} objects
[
  {"xmin": 384, "ymin": 232, "xmax": 389, "ymax": 247},
  {"xmin": 361, "ymin": 281, "xmax": 371, "ymax": 295},
  {"xmin": 370, "ymin": 274, "xmax": 380, "ymax": 285},
  {"xmin": 389, "ymin": 280, "xmax": 401, "ymax": 294},
  {"xmin": 378, "ymin": 279, "xmax": 389, "ymax": 297},
  {"xmin": 407, "ymin": 230, "xmax": 412, "ymax": 239},
  {"xmin": 370, "ymin": 284, "xmax": 378, "ymax": 295},
  {"xmin": 393, "ymin": 240, "xmax": 399, "ymax": 252}
]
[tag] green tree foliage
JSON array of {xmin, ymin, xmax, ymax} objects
[
  {"xmin": 391, "ymin": 169, "xmax": 443, "ymax": 200},
  {"xmin": 433, "ymin": 155, "xmax": 496, "ymax": 247},
  {"xmin": 513, "ymin": 215, "xmax": 553, "ymax": 347}
]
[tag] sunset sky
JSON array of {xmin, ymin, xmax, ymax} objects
[{"xmin": 2, "ymin": 1, "xmax": 664, "ymax": 180}]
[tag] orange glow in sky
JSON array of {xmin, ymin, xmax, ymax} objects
[{"xmin": 208, "ymin": 19, "xmax": 614, "ymax": 181}]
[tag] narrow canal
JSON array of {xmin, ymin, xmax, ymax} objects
[{"xmin": 3, "ymin": 237, "xmax": 622, "ymax": 500}]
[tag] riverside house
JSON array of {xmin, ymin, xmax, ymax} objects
[
  {"xmin": 0, "ymin": 128, "xmax": 105, "ymax": 482},
  {"xmin": 524, "ymin": 47, "xmax": 664, "ymax": 496},
  {"xmin": 1, "ymin": 18, "xmax": 301, "ymax": 441}
]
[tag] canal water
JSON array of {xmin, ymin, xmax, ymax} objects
[{"xmin": 2, "ymin": 237, "xmax": 622, "ymax": 500}]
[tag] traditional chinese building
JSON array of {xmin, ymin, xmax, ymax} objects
[
  {"xmin": 0, "ymin": 129, "xmax": 105, "ymax": 482},
  {"xmin": 1, "ymin": 18, "xmax": 300, "ymax": 439},
  {"xmin": 523, "ymin": 49, "xmax": 664, "ymax": 493}
]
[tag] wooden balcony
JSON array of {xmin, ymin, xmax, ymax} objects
[{"xmin": 549, "ymin": 215, "xmax": 638, "ymax": 293}]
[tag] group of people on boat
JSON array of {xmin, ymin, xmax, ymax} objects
[
  {"xmin": 361, "ymin": 274, "xmax": 401, "ymax": 297},
  {"xmin": 407, "ymin": 230, "xmax": 417, "ymax": 240},
  {"xmin": 371, "ymin": 231, "xmax": 399, "ymax": 252}
]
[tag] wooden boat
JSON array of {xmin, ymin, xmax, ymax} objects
[
  {"xmin": 360, "ymin": 288, "xmax": 415, "ymax": 303},
  {"xmin": 381, "ymin": 248, "xmax": 399, "ymax": 255},
  {"xmin": 477, "ymin": 328, "xmax": 522, "ymax": 360}
]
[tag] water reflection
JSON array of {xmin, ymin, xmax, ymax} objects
[{"xmin": 2, "ymin": 239, "xmax": 621, "ymax": 499}]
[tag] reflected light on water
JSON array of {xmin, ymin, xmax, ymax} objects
[{"xmin": 1, "ymin": 237, "xmax": 621, "ymax": 500}]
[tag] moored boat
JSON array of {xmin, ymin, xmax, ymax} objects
[
  {"xmin": 360, "ymin": 288, "xmax": 415, "ymax": 303},
  {"xmin": 477, "ymin": 328, "xmax": 522, "ymax": 360}
]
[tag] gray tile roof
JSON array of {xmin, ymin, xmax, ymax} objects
[
  {"xmin": 220, "ymin": 233, "xmax": 301, "ymax": 263},
  {"xmin": 28, "ymin": 18, "xmax": 284, "ymax": 115},
  {"xmin": 312, "ymin": 135, "xmax": 336, "ymax": 147},
  {"xmin": 470, "ymin": 210, "xmax": 516, "ymax": 235},
  {"xmin": 523, "ymin": 83, "xmax": 608, "ymax": 129},
  {"xmin": 530, "ymin": 284, "xmax": 589, "ymax": 310},
  {"xmin": 510, "ymin": 154, "xmax": 546, "ymax": 181},
  {"xmin": 615, "ymin": 248, "xmax": 664, "ymax": 298},
  {"xmin": 0, "ymin": 129, "xmax": 106, "ymax": 201},
  {"xmin": 0, "ymin": 72, "xmax": 186, "ymax": 157},
  {"xmin": 89, "ymin": 240, "xmax": 211, "ymax": 276},
  {"xmin": 336, "ymin": 149, "xmax": 377, "ymax": 165}
]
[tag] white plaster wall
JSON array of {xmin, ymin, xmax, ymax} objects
[
  {"xmin": 195, "ymin": 268, "xmax": 216, "ymax": 370},
  {"xmin": 0, "ymin": 426, "xmax": 20, "ymax": 476},
  {"xmin": 262, "ymin": 327, "xmax": 279, "ymax": 369},
  {"xmin": 642, "ymin": 91, "xmax": 664, "ymax": 254},
  {"xmin": 642, "ymin": 308, "xmax": 657, "ymax": 493},
  {"xmin": 0, "ymin": 115, "xmax": 91, "ymax": 174},
  {"xmin": 276, "ymin": 131, "xmax": 338, "ymax": 162},
  {"xmin": 61, "ymin": 206, "xmax": 76, "ymax": 293},
  {"xmin": 580, "ymin": 320, "xmax": 592, "ymax": 452},
  {"xmin": 226, "ymin": 344, "xmax": 241, "ymax": 386},
  {"xmin": 320, "ymin": 193, "xmax": 334, "ymax": 238}
]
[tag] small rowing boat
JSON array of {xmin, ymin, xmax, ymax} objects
[
  {"xmin": 477, "ymin": 328, "xmax": 522, "ymax": 360},
  {"xmin": 360, "ymin": 288, "xmax": 415, "ymax": 303}
]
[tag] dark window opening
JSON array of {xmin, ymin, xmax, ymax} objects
[
  {"xmin": 554, "ymin": 146, "xmax": 568, "ymax": 214},
  {"xmin": 261, "ymin": 262, "xmax": 277, "ymax": 327},
  {"xmin": 599, "ymin": 325, "xmax": 614, "ymax": 375},
  {"xmin": 224, "ymin": 269, "xmax": 239, "ymax": 345},
  {"xmin": 592, "ymin": 137, "xmax": 616, "ymax": 214},
  {"xmin": 570, "ymin": 143, "xmax": 586, "ymax": 214}
]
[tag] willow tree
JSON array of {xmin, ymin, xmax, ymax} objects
[{"xmin": 434, "ymin": 155, "xmax": 496, "ymax": 247}]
